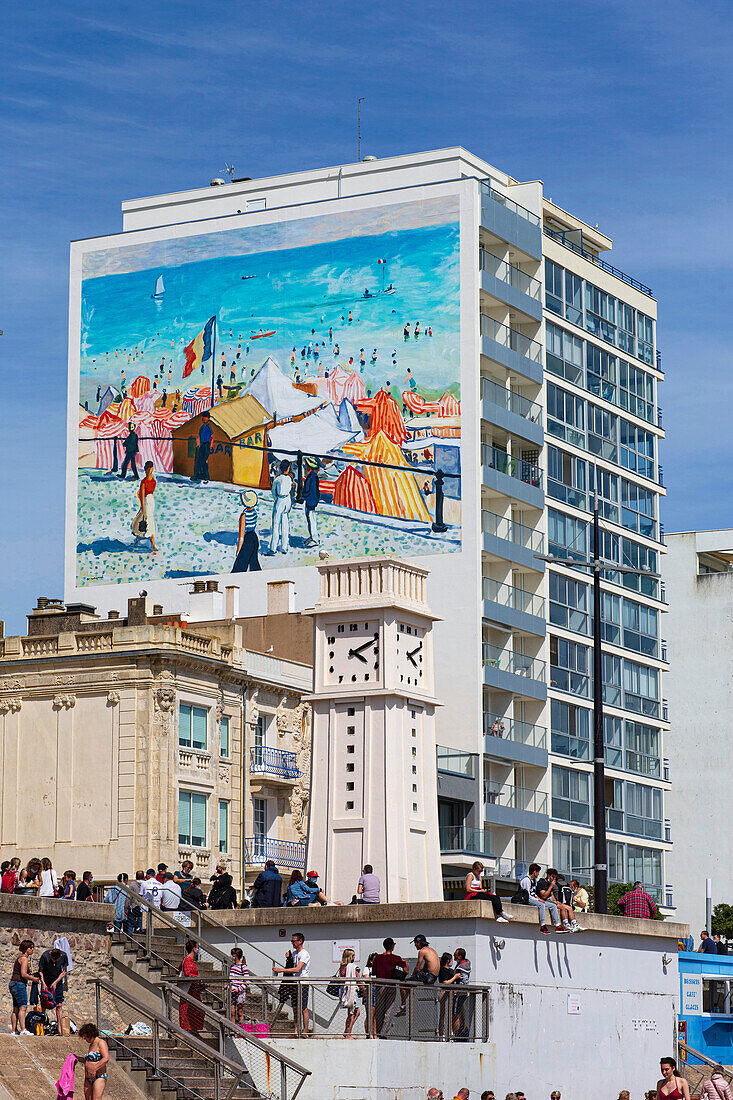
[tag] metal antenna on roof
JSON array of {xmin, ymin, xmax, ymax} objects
[
  {"xmin": 223, "ymin": 164, "xmax": 235, "ymax": 182},
  {"xmin": 357, "ymin": 99, "xmax": 364, "ymax": 162}
]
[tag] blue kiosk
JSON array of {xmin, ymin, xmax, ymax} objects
[{"xmin": 679, "ymin": 951, "xmax": 733, "ymax": 1063}]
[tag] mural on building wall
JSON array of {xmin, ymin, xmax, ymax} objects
[{"xmin": 74, "ymin": 197, "xmax": 461, "ymax": 586}]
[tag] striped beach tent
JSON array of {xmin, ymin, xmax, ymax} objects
[
  {"xmin": 132, "ymin": 410, "xmax": 156, "ymax": 467},
  {"xmin": 128, "ymin": 375, "xmax": 151, "ymax": 397},
  {"xmin": 183, "ymin": 387, "xmax": 213, "ymax": 417},
  {"xmin": 401, "ymin": 390, "xmax": 442, "ymax": 416},
  {"xmin": 333, "ymin": 465, "xmax": 376, "ymax": 514},
  {"xmin": 438, "ymin": 393, "xmax": 460, "ymax": 416},
  {"xmin": 364, "ymin": 389, "xmax": 407, "ymax": 445},
  {"xmin": 118, "ymin": 398, "xmax": 136, "ymax": 422},
  {"xmin": 325, "ymin": 364, "xmax": 350, "ymax": 405},
  {"xmin": 133, "ymin": 390, "xmax": 159, "ymax": 414},
  {"xmin": 342, "ymin": 370, "xmax": 367, "ymax": 404},
  {"xmin": 94, "ymin": 416, "xmax": 125, "ymax": 470},
  {"xmin": 151, "ymin": 409, "xmax": 191, "ymax": 472},
  {"xmin": 342, "ymin": 430, "xmax": 430, "ymax": 523}
]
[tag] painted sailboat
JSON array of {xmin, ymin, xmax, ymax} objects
[{"xmin": 151, "ymin": 275, "xmax": 165, "ymax": 300}]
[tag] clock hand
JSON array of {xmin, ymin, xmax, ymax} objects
[
  {"xmin": 407, "ymin": 643, "xmax": 423, "ymax": 659},
  {"xmin": 347, "ymin": 648, "xmax": 368, "ymax": 663},
  {"xmin": 351, "ymin": 638, "xmax": 375, "ymax": 656},
  {"xmin": 407, "ymin": 652, "xmax": 417, "ymax": 668}
]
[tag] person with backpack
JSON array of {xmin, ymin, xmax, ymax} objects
[
  {"xmin": 371, "ymin": 937, "xmax": 408, "ymax": 1036},
  {"xmin": 519, "ymin": 863, "xmax": 563, "ymax": 934},
  {"xmin": 702, "ymin": 1065, "xmax": 733, "ymax": 1099},
  {"xmin": 1, "ymin": 861, "xmax": 18, "ymax": 894}
]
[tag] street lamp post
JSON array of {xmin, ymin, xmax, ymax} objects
[{"xmin": 537, "ymin": 502, "xmax": 660, "ymax": 916}]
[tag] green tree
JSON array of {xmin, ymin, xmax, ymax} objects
[{"xmin": 711, "ymin": 903, "xmax": 733, "ymax": 939}]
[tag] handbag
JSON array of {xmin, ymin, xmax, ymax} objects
[
  {"xmin": 138, "ymin": 518, "xmax": 148, "ymax": 533},
  {"xmin": 326, "ymin": 970, "xmax": 342, "ymax": 998}
]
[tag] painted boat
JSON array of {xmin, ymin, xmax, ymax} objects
[{"xmin": 151, "ymin": 275, "xmax": 165, "ymax": 299}]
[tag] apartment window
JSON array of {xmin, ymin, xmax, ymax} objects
[
  {"xmin": 550, "ymin": 636, "xmax": 589, "ymax": 697},
  {"xmin": 218, "ymin": 800, "xmax": 229, "ymax": 854},
  {"xmin": 548, "ymin": 509, "xmax": 588, "ymax": 564},
  {"xmin": 564, "ymin": 271, "xmax": 583, "ymax": 326},
  {"xmin": 604, "ymin": 715, "xmax": 623, "ymax": 768},
  {"xmin": 590, "ymin": 464, "xmax": 620, "ymax": 524},
  {"xmin": 622, "ymin": 599, "xmax": 659, "ymax": 657},
  {"xmin": 549, "ymin": 572, "xmax": 589, "ymax": 635},
  {"xmin": 625, "ymin": 781, "xmax": 663, "ymax": 839},
  {"xmin": 550, "ymin": 699, "xmax": 590, "ymax": 760},
  {"xmin": 219, "ymin": 715, "xmax": 230, "ymax": 758},
  {"xmin": 598, "ymin": 528, "xmax": 621, "ymax": 582},
  {"xmin": 627, "ymin": 845, "xmax": 662, "ymax": 890},
  {"xmin": 253, "ymin": 797, "xmax": 267, "ymax": 838},
  {"xmin": 586, "ymin": 344, "xmax": 617, "ymax": 403},
  {"xmin": 546, "ymin": 321, "xmax": 584, "ymax": 386},
  {"xmin": 179, "ymin": 791, "xmax": 207, "ymax": 847},
  {"xmin": 547, "ymin": 445, "xmax": 587, "ymax": 510},
  {"xmin": 179, "ymin": 704, "xmax": 208, "ymax": 751},
  {"xmin": 595, "ymin": 591, "xmax": 621, "ymax": 646},
  {"xmin": 552, "ymin": 765, "xmax": 591, "ymax": 825},
  {"xmin": 617, "ymin": 302, "xmax": 636, "ymax": 356},
  {"xmin": 545, "ymin": 260, "xmax": 565, "ymax": 317},
  {"xmin": 547, "ymin": 383, "xmax": 585, "ymax": 448},
  {"xmin": 254, "ymin": 715, "xmax": 267, "ymax": 748},
  {"xmin": 602, "ymin": 653, "xmax": 622, "ymax": 708},
  {"xmin": 636, "ymin": 312, "xmax": 655, "ymax": 365},
  {"xmin": 608, "ymin": 840, "xmax": 625, "ymax": 882},
  {"xmin": 620, "ymin": 421, "xmax": 655, "ymax": 480},
  {"xmin": 621, "ymin": 538, "xmax": 659, "ymax": 598},
  {"xmin": 553, "ymin": 832, "xmax": 591, "ymax": 881},
  {"xmin": 623, "ymin": 659, "xmax": 660, "ymax": 718},
  {"xmin": 587, "ymin": 404, "xmax": 618, "ymax": 462},
  {"xmin": 621, "ymin": 480, "xmax": 656, "ymax": 538},
  {"xmin": 619, "ymin": 361, "xmax": 654, "ymax": 423},
  {"xmin": 625, "ymin": 721, "xmax": 661, "ymax": 778},
  {"xmin": 585, "ymin": 284, "xmax": 616, "ymax": 346}
]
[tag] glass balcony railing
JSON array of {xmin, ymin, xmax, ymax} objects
[
  {"xmin": 481, "ymin": 376, "xmax": 543, "ymax": 426},
  {"xmin": 482, "ymin": 444, "xmax": 543, "ymax": 490},
  {"xmin": 482, "ymin": 643, "xmax": 546, "ymax": 683},
  {"xmin": 439, "ymin": 825, "xmax": 493, "ymax": 857},
  {"xmin": 243, "ymin": 837, "xmax": 306, "ymax": 869},
  {"xmin": 479, "ymin": 180, "xmax": 541, "ymax": 227},
  {"xmin": 484, "ymin": 782, "xmax": 548, "ymax": 817},
  {"xmin": 481, "ymin": 509, "xmax": 545, "ymax": 555},
  {"xmin": 483, "ymin": 577, "xmax": 545, "ymax": 619},
  {"xmin": 479, "ymin": 248, "xmax": 541, "ymax": 300},
  {"xmin": 436, "ymin": 746, "xmax": 477, "ymax": 778},
  {"xmin": 606, "ymin": 808, "xmax": 663, "ymax": 841},
  {"xmin": 481, "ymin": 315, "xmax": 543, "ymax": 364},
  {"xmin": 250, "ymin": 745, "xmax": 301, "ymax": 779},
  {"xmin": 543, "ymin": 226, "xmax": 653, "ymax": 298},
  {"xmin": 483, "ymin": 712, "xmax": 547, "ymax": 751}
]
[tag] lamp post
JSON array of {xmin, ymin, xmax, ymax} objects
[{"xmin": 537, "ymin": 502, "xmax": 659, "ymax": 915}]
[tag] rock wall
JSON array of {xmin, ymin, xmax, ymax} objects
[{"xmin": 0, "ymin": 895, "xmax": 114, "ymax": 1027}]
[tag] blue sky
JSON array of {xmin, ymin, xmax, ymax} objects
[{"xmin": 1, "ymin": 0, "xmax": 730, "ymax": 632}]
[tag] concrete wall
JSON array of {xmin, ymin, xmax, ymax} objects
[
  {"xmin": 198, "ymin": 901, "xmax": 685, "ymax": 1099},
  {"xmin": 664, "ymin": 532, "xmax": 733, "ymax": 932},
  {"xmin": 0, "ymin": 895, "xmax": 114, "ymax": 1025}
]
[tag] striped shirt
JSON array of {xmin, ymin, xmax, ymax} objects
[{"xmin": 243, "ymin": 507, "xmax": 258, "ymax": 531}]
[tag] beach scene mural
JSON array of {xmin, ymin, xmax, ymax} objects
[{"xmin": 74, "ymin": 196, "xmax": 461, "ymax": 586}]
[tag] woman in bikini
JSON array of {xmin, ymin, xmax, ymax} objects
[
  {"xmin": 77, "ymin": 1022, "xmax": 109, "ymax": 1099},
  {"xmin": 658, "ymin": 1056, "xmax": 691, "ymax": 1100}
]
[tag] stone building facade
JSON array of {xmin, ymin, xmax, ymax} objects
[{"xmin": 0, "ymin": 593, "xmax": 312, "ymax": 890}]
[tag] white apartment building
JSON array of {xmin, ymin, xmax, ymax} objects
[
  {"xmin": 664, "ymin": 531, "xmax": 733, "ymax": 931},
  {"xmin": 65, "ymin": 147, "xmax": 670, "ymax": 904}
]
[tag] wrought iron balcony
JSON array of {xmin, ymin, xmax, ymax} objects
[
  {"xmin": 243, "ymin": 837, "xmax": 305, "ymax": 869},
  {"xmin": 249, "ymin": 746, "xmax": 301, "ymax": 780}
]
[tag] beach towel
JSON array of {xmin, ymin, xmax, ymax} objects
[
  {"xmin": 56, "ymin": 1053, "xmax": 77, "ymax": 1098},
  {"xmin": 54, "ymin": 936, "xmax": 74, "ymax": 972}
]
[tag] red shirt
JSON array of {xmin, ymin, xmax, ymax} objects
[
  {"xmin": 617, "ymin": 887, "xmax": 657, "ymax": 919},
  {"xmin": 142, "ymin": 476, "xmax": 156, "ymax": 496},
  {"xmin": 372, "ymin": 952, "xmax": 407, "ymax": 979},
  {"xmin": 155, "ymin": 872, "xmax": 166, "ymax": 883}
]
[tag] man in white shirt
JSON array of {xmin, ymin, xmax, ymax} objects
[
  {"xmin": 269, "ymin": 460, "xmax": 293, "ymax": 554},
  {"xmin": 140, "ymin": 869, "xmax": 162, "ymax": 910},
  {"xmin": 272, "ymin": 931, "xmax": 310, "ymax": 1036},
  {"xmin": 160, "ymin": 874, "xmax": 182, "ymax": 911}
]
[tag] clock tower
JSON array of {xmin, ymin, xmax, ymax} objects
[{"xmin": 306, "ymin": 557, "xmax": 443, "ymax": 904}]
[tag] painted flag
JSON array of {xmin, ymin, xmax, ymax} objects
[{"xmin": 182, "ymin": 317, "xmax": 216, "ymax": 378}]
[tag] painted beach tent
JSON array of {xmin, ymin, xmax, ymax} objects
[
  {"xmin": 342, "ymin": 430, "xmax": 430, "ymax": 523},
  {"xmin": 267, "ymin": 402, "xmax": 363, "ymax": 459},
  {"xmin": 333, "ymin": 464, "xmax": 376, "ymax": 514},
  {"xmin": 152, "ymin": 408, "xmax": 190, "ymax": 471},
  {"xmin": 94, "ymin": 414, "xmax": 125, "ymax": 470},
  {"xmin": 337, "ymin": 398, "xmax": 363, "ymax": 436},
  {"xmin": 183, "ymin": 387, "xmax": 213, "ymax": 416},
  {"xmin": 172, "ymin": 394, "xmax": 270, "ymax": 487},
  {"xmin": 325, "ymin": 364, "xmax": 349, "ymax": 405},
  {"xmin": 96, "ymin": 385, "xmax": 120, "ymax": 416},
  {"xmin": 364, "ymin": 388, "xmax": 407, "ymax": 445},
  {"xmin": 128, "ymin": 375, "xmax": 151, "ymax": 397},
  {"xmin": 245, "ymin": 356, "xmax": 323, "ymax": 420},
  {"xmin": 438, "ymin": 393, "xmax": 460, "ymax": 416},
  {"xmin": 342, "ymin": 369, "xmax": 367, "ymax": 404}
]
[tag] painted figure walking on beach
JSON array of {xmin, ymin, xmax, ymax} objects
[
  {"xmin": 232, "ymin": 490, "xmax": 261, "ymax": 572},
  {"xmin": 303, "ymin": 457, "xmax": 321, "ymax": 547},
  {"xmin": 269, "ymin": 460, "xmax": 293, "ymax": 554},
  {"xmin": 132, "ymin": 461, "xmax": 157, "ymax": 553}
]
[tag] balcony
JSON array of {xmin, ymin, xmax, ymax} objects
[
  {"xmin": 484, "ymin": 712, "xmax": 548, "ymax": 768},
  {"xmin": 483, "ymin": 576, "xmax": 545, "ymax": 637},
  {"xmin": 249, "ymin": 746, "xmax": 301, "ymax": 786},
  {"xmin": 243, "ymin": 836, "xmax": 306, "ymax": 870},
  {"xmin": 481, "ymin": 315, "xmax": 543, "ymax": 384},
  {"xmin": 606, "ymin": 808, "xmax": 664, "ymax": 841},
  {"xmin": 481, "ymin": 377, "xmax": 543, "ymax": 448},
  {"xmin": 481, "ymin": 509, "xmax": 544, "ymax": 571},
  {"xmin": 482, "ymin": 643, "xmax": 547, "ymax": 701},
  {"xmin": 437, "ymin": 746, "xmax": 478, "ymax": 778},
  {"xmin": 482, "ymin": 444, "xmax": 543, "ymax": 510},
  {"xmin": 479, "ymin": 180, "xmax": 542, "ymax": 259},
  {"xmin": 484, "ymin": 782, "xmax": 549, "ymax": 832},
  {"xmin": 543, "ymin": 226, "xmax": 654, "ymax": 299},
  {"xmin": 479, "ymin": 248, "xmax": 542, "ymax": 321},
  {"xmin": 439, "ymin": 825, "xmax": 494, "ymax": 861}
]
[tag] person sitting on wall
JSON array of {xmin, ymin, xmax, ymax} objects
[
  {"xmin": 250, "ymin": 860, "xmax": 283, "ymax": 908},
  {"xmin": 303, "ymin": 871, "xmax": 330, "ymax": 905},
  {"xmin": 283, "ymin": 870, "xmax": 312, "ymax": 907}
]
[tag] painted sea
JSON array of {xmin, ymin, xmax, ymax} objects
[{"xmin": 76, "ymin": 197, "xmax": 462, "ymax": 586}]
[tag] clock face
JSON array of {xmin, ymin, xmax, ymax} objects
[
  {"xmin": 324, "ymin": 620, "xmax": 381, "ymax": 686},
  {"xmin": 396, "ymin": 621, "xmax": 425, "ymax": 689}
]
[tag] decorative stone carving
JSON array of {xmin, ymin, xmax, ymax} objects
[
  {"xmin": 290, "ymin": 704, "xmax": 312, "ymax": 843},
  {"xmin": 245, "ymin": 686, "xmax": 260, "ymax": 727},
  {"xmin": 107, "ymin": 691, "xmax": 120, "ymax": 706},
  {"xmin": 0, "ymin": 698, "xmax": 22, "ymax": 714},
  {"xmin": 53, "ymin": 693, "xmax": 76, "ymax": 709},
  {"xmin": 154, "ymin": 685, "xmax": 176, "ymax": 738}
]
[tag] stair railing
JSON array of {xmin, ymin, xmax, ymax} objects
[
  {"xmin": 90, "ymin": 976, "xmax": 256, "ymax": 1100},
  {"xmin": 678, "ymin": 1040, "xmax": 733, "ymax": 1092}
]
